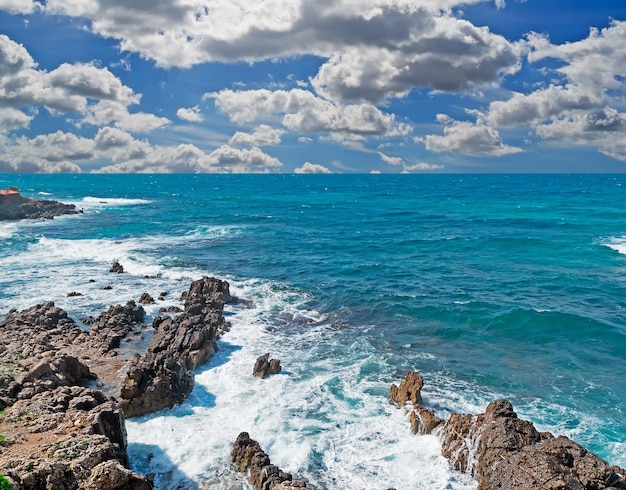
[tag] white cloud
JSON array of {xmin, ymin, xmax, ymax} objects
[
  {"xmin": 402, "ymin": 162, "xmax": 444, "ymax": 172},
  {"xmin": 294, "ymin": 162, "xmax": 332, "ymax": 174},
  {"xmin": 0, "ymin": 0, "xmax": 39, "ymax": 14},
  {"xmin": 177, "ymin": 105, "xmax": 204, "ymax": 122},
  {"xmin": 425, "ymin": 115, "xmax": 522, "ymax": 156},
  {"xmin": 0, "ymin": 126, "xmax": 284, "ymax": 174},
  {"xmin": 378, "ymin": 151, "xmax": 403, "ymax": 166},
  {"xmin": 229, "ymin": 124, "xmax": 285, "ymax": 147},
  {"xmin": 311, "ymin": 14, "xmax": 519, "ymax": 103},
  {"xmin": 0, "ymin": 108, "xmax": 33, "ymax": 132},
  {"xmin": 209, "ymin": 88, "xmax": 411, "ymax": 138},
  {"xmin": 0, "ymin": 34, "xmax": 168, "ymax": 133}
]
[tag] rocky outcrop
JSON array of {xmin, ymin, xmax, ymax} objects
[
  {"xmin": 253, "ymin": 353, "xmax": 282, "ymax": 378},
  {"xmin": 0, "ymin": 304, "xmax": 152, "ymax": 489},
  {"xmin": 391, "ymin": 372, "xmax": 626, "ymax": 489},
  {"xmin": 0, "ymin": 302, "xmax": 95, "ymax": 409},
  {"xmin": 0, "ymin": 192, "xmax": 80, "ymax": 221},
  {"xmin": 232, "ymin": 432, "xmax": 310, "ymax": 490},
  {"xmin": 118, "ymin": 276, "xmax": 231, "ymax": 417},
  {"xmin": 436, "ymin": 399, "xmax": 626, "ymax": 489},
  {"xmin": 138, "ymin": 293, "xmax": 155, "ymax": 305},
  {"xmin": 390, "ymin": 371, "xmax": 442, "ymax": 435}
]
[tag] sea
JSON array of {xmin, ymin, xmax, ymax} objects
[{"xmin": 1, "ymin": 174, "xmax": 625, "ymax": 489}]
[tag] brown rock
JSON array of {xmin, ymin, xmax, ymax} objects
[
  {"xmin": 390, "ymin": 371, "xmax": 424, "ymax": 406},
  {"xmin": 232, "ymin": 432, "xmax": 310, "ymax": 490},
  {"xmin": 138, "ymin": 293, "xmax": 155, "ymax": 305},
  {"xmin": 253, "ymin": 353, "xmax": 282, "ymax": 378}
]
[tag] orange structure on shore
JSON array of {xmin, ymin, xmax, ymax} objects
[{"xmin": 0, "ymin": 186, "xmax": 19, "ymax": 196}]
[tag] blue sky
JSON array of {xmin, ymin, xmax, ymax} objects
[{"xmin": 1, "ymin": 0, "xmax": 626, "ymax": 173}]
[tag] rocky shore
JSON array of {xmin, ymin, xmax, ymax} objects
[
  {"xmin": 0, "ymin": 276, "xmax": 231, "ymax": 489},
  {"xmin": 0, "ymin": 189, "xmax": 80, "ymax": 221},
  {"xmin": 391, "ymin": 371, "xmax": 626, "ymax": 490}
]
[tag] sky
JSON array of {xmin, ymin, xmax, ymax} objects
[{"xmin": 1, "ymin": 0, "xmax": 626, "ymax": 174}]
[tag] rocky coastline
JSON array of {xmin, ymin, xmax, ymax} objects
[
  {"xmin": 1, "ymin": 267, "xmax": 625, "ymax": 489},
  {"xmin": 0, "ymin": 188, "xmax": 80, "ymax": 221},
  {"xmin": 0, "ymin": 276, "xmax": 231, "ymax": 489},
  {"xmin": 390, "ymin": 371, "xmax": 626, "ymax": 490}
]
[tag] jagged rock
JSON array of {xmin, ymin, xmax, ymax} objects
[
  {"xmin": 232, "ymin": 432, "xmax": 311, "ymax": 490},
  {"xmin": 68, "ymin": 291, "xmax": 83, "ymax": 297},
  {"xmin": 138, "ymin": 293, "xmax": 155, "ymax": 305},
  {"xmin": 409, "ymin": 407, "xmax": 442, "ymax": 435},
  {"xmin": 110, "ymin": 261, "xmax": 124, "ymax": 274},
  {"xmin": 253, "ymin": 353, "xmax": 282, "ymax": 378},
  {"xmin": 0, "ymin": 190, "xmax": 80, "ymax": 221},
  {"xmin": 390, "ymin": 371, "xmax": 423, "ymax": 406},
  {"xmin": 89, "ymin": 301, "xmax": 145, "ymax": 351},
  {"xmin": 435, "ymin": 399, "xmax": 626, "ymax": 490},
  {"xmin": 119, "ymin": 277, "xmax": 231, "ymax": 417}
]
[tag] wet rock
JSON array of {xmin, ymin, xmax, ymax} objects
[
  {"xmin": 138, "ymin": 293, "xmax": 155, "ymax": 305},
  {"xmin": 68, "ymin": 291, "xmax": 83, "ymax": 297},
  {"xmin": 390, "ymin": 371, "xmax": 423, "ymax": 406},
  {"xmin": 436, "ymin": 399, "xmax": 626, "ymax": 490},
  {"xmin": 119, "ymin": 277, "xmax": 231, "ymax": 417},
  {"xmin": 253, "ymin": 353, "xmax": 282, "ymax": 378},
  {"xmin": 109, "ymin": 262, "xmax": 124, "ymax": 274},
  {"xmin": 232, "ymin": 432, "xmax": 311, "ymax": 490}
]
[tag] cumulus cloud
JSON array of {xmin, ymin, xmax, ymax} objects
[
  {"xmin": 209, "ymin": 88, "xmax": 411, "ymax": 139},
  {"xmin": 425, "ymin": 115, "xmax": 522, "ymax": 156},
  {"xmin": 294, "ymin": 162, "xmax": 332, "ymax": 174},
  {"xmin": 378, "ymin": 151, "xmax": 403, "ymax": 166},
  {"xmin": 312, "ymin": 14, "xmax": 519, "ymax": 103},
  {"xmin": 229, "ymin": 124, "xmax": 285, "ymax": 147},
  {"xmin": 0, "ymin": 34, "xmax": 168, "ymax": 133},
  {"xmin": 0, "ymin": 0, "xmax": 39, "ymax": 14},
  {"xmin": 177, "ymin": 105, "xmax": 204, "ymax": 122},
  {"xmin": 0, "ymin": 127, "xmax": 284, "ymax": 173}
]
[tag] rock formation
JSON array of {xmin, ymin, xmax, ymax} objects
[
  {"xmin": 138, "ymin": 293, "xmax": 155, "ymax": 305},
  {"xmin": 232, "ymin": 432, "xmax": 310, "ymax": 489},
  {"xmin": 389, "ymin": 371, "xmax": 442, "ymax": 435},
  {"xmin": 0, "ymin": 190, "xmax": 80, "ymax": 221},
  {"xmin": 109, "ymin": 262, "xmax": 124, "ymax": 274},
  {"xmin": 391, "ymin": 372, "xmax": 626, "ymax": 489},
  {"xmin": 253, "ymin": 353, "xmax": 282, "ymax": 378},
  {"xmin": 0, "ymin": 304, "xmax": 152, "ymax": 489},
  {"xmin": 118, "ymin": 276, "xmax": 231, "ymax": 417}
]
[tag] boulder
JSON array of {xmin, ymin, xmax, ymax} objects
[
  {"xmin": 109, "ymin": 261, "xmax": 124, "ymax": 274},
  {"xmin": 253, "ymin": 353, "xmax": 282, "ymax": 378},
  {"xmin": 138, "ymin": 293, "xmax": 155, "ymax": 305},
  {"xmin": 89, "ymin": 301, "xmax": 145, "ymax": 351},
  {"xmin": 390, "ymin": 371, "xmax": 423, "ymax": 406}
]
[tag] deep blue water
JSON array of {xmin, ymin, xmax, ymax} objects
[{"xmin": 1, "ymin": 174, "xmax": 625, "ymax": 489}]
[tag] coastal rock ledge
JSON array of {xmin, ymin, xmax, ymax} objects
[
  {"xmin": 391, "ymin": 371, "xmax": 626, "ymax": 490},
  {"xmin": 0, "ymin": 276, "xmax": 232, "ymax": 488},
  {"xmin": 0, "ymin": 187, "xmax": 80, "ymax": 221}
]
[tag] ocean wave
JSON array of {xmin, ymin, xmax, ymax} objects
[
  {"xmin": 77, "ymin": 196, "xmax": 153, "ymax": 208},
  {"xmin": 604, "ymin": 236, "xmax": 626, "ymax": 255}
]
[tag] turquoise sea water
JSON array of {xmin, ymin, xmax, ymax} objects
[{"xmin": 1, "ymin": 174, "xmax": 625, "ymax": 489}]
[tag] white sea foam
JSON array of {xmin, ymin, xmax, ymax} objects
[
  {"xmin": 81, "ymin": 196, "xmax": 152, "ymax": 206},
  {"xmin": 605, "ymin": 237, "xmax": 626, "ymax": 255},
  {"xmin": 126, "ymin": 279, "xmax": 477, "ymax": 490}
]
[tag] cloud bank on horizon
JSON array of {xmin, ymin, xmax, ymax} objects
[{"xmin": 0, "ymin": 0, "xmax": 625, "ymax": 173}]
